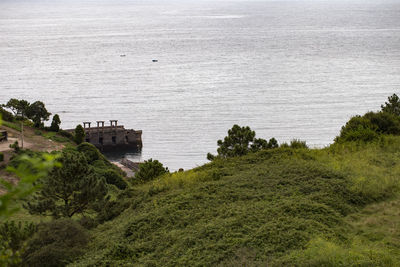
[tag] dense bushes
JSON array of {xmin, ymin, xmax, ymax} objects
[
  {"xmin": 77, "ymin": 148, "xmax": 377, "ymax": 266},
  {"xmin": 135, "ymin": 158, "xmax": 169, "ymax": 182},
  {"xmin": 336, "ymin": 94, "xmax": 400, "ymax": 143},
  {"xmin": 336, "ymin": 111, "xmax": 400, "ymax": 143},
  {"xmin": 0, "ymin": 107, "xmax": 14, "ymax": 122},
  {"xmin": 23, "ymin": 219, "xmax": 89, "ymax": 267},
  {"xmin": 77, "ymin": 142, "xmax": 102, "ymax": 163},
  {"xmin": 0, "ymin": 221, "xmax": 36, "ymax": 250},
  {"xmin": 102, "ymin": 169, "xmax": 127, "ymax": 189}
]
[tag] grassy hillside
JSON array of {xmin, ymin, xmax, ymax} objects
[{"xmin": 72, "ymin": 136, "xmax": 400, "ymax": 266}]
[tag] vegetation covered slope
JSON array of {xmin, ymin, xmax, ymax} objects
[{"xmin": 73, "ymin": 136, "xmax": 400, "ymax": 266}]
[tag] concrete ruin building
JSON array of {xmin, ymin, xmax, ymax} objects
[{"xmin": 79, "ymin": 120, "xmax": 142, "ymax": 151}]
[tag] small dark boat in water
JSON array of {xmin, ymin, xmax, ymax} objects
[{"xmin": 152, "ymin": 59, "xmax": 158, "ymax": 62}]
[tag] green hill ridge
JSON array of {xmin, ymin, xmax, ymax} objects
[{"xmin": 73, "ymin": 137, "xmax": 400, "ymax": 266}]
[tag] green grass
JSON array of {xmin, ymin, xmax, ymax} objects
[
  {"xmin": 2, "ymin": 121, "xmax": 21, "ymax": 132},
  {"xmin": 42, "ymin": 131, "xmax": 73, "ymax": 143},
  {"xmin": 70, "ymin": 138, "xmax": 400, "ymax": 266}
]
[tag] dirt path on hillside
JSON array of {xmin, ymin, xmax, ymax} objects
[{"xmin": 0, "ymin": 125, "xmax": 65, "ymax": 153}]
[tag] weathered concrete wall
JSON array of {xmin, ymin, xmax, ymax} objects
[{"xmin": 67, "ymin": 123, "xmax": 142, "ymax": 151}]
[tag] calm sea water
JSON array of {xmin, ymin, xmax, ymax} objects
[{"xmin": 1, "ymin": 0, "xmax": 400, "ymax": 170}]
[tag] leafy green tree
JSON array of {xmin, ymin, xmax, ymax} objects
[
  {"xmin": 2, "ymin": 98, "xmax": 30, "ymax": 118},
  {"xmin": 26, "ymin": 101, "xmax": 51, "ymax": 128},
  {"xmin": 74, "ymin": 124, "xmax": 85, "ymax": 144},
  {"xmin": 49, "ymin": 114, "xmax": 61, "ymax": 132},
  {"xmin": 23, "ymin": 219, "xmax": 89, "ymax": 267},
  {"xmin": 0, "ymin": 107, "xmax": 15, "ymax": 122},
  {"xmin": 25, "ymin": 150, "xmax": 108, "ymax": 218},
  {"xmin": 381, "ymin": 93, "xmax": 400, "ymax": 116},
  {"xmin": 135, "ymin": 158, "xmax": 169, "ymax": 182}
]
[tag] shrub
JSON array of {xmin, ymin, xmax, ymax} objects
[
  {"xmin": 9, "ymin": 141, "xmax": 20, "ymax": 153},
  {"xmin": 290, "ymin": 139, "xmax": 308, "ymax": 149},
  {"xmin": 364, "ymin": 111, "xmax": 400, "ymax": 135},
  {"xmin": 102, "ymin": 169, "xmax": 127, "ymax": 190},
  {"xmin": 59, "ymin": 130, "xmax": 74, "ymax": 140},
  {"xmin": 23, "ymin": 219, "xmax": 89, "ymax": 267},
  {"xmin": 0, "ymin": 107, "xmax": 14, "ymax": 122},
  {"xmin": 0, "ymin": 152, "xmax": 3, "ymax": 162},
  {"xmin": 0, "ymin": 221, "xmax": 36, "ymax": 251},
  {"xmin": 76, "ymin": 142, "xmax": 101, "ymax": 163},
  {"xmin": 135, "ymin": 158, "xmax": 169, "ymax": 182},
  {"xmin": 336, "ymin": 112, "xmax": 400, "ymax": 143},
  {"xmin": 94, "ymin": 198, "xmax": 131, "ymax": 224}
]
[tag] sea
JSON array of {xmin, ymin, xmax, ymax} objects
[{"xmin": 1, "ymin": 0, "xmax": 400, "ymax": 170}]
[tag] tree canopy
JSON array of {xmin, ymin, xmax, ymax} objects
[
  {"xmin": 207, "ymin": 125, "xmax": 278, "ymax": 160},
  {"xmin": 135, "ymin": 158, "xmax": 169, "ymax": 182},
  {"xmin": 2, "ymin": 98, "xmax": 30, "ymax": 117},
  {"xmin": 74, "ymin": 124, "xmax": 85, "ymax": 144},
  {"xmin": 381, "ymin": 93, "xmax": 400, "ymax": 116},
  {"xmin": 49, "ymin": 114, "xmax": 61, "ymax": 132},
  {"xmin": 25, "ymin": 150, "xmax": 108, "ymax": 218},
  {"xmin": 26, "ymin": 101, "xmax": 51, "ymax": 128}
]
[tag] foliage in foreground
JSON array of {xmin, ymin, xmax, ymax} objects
[
  {"xmin": 25, "ymin": 150, "xmax": 108, "ymax": 218},
  {"xmin": 23, "ymin": 219, "xmax": 89, "ymax": 267},
  {"xmin": 72, "ymin": 136, "xmax": 400, "ymax": 266}
]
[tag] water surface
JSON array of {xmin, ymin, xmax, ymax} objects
[{"xmin": 1, "ymin": 0, "xmax": 400, "ymax": 170}]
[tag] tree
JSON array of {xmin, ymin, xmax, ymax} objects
[
  {"xmin": 135, "ymin": 158, "xmax": 169, "ymax": 182},
  {"xmin": 26, "ymin": 101, "xmax": 51, "ymax": 128},
  {"xmin": 2, "ymin": 98, "xmax": 30, "ymax": 118},
  {"xmin": 1, "ymin": 114, "xmax": 58, "ymax": 265},
  {"xmin": 49, "ymin": 114, "xmax": 61, "ymax": 132},
  {"xmin": 0, "ymin": 107, "xmax": 15, "ymax": 122},
  {"xmin": 25, "ymin": 150, "xmax": 108, "ymax": 218},
  {"xmin": 268, "ymin": 137, "xmax": 279, "ymax": 148},
  {"xmin": 207, "ymin": 125, "xmax": 279, "ymax": 160},
  {"xmin": 74, "ymin": 124, "xmax": 85, "ymax": 144},
  {"xmin": 217, "ymin": 125, "xmax": 256, "ymax": 158},
  {"xmin": 381, "ymin": 93, "xmax": 400, "ymax": 116}
]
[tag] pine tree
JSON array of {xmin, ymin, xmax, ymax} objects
[
  {"xmin": 50, "ymin": 114, "xmax": 61, "ymax": 132},
  {"xmin": 381, "ymin": 93, "xmax": 400, "ymax": 116},
  {"xmin": 74, "ymin": 124, "xmax": 85, "ymax": 144},
  {"xmin": 207, "ymin": 125, "xmax": 278, "ymax": 160},
  {"xmin": 25, "ymin": 150, "xmax": 108, "ymax": 218}
]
